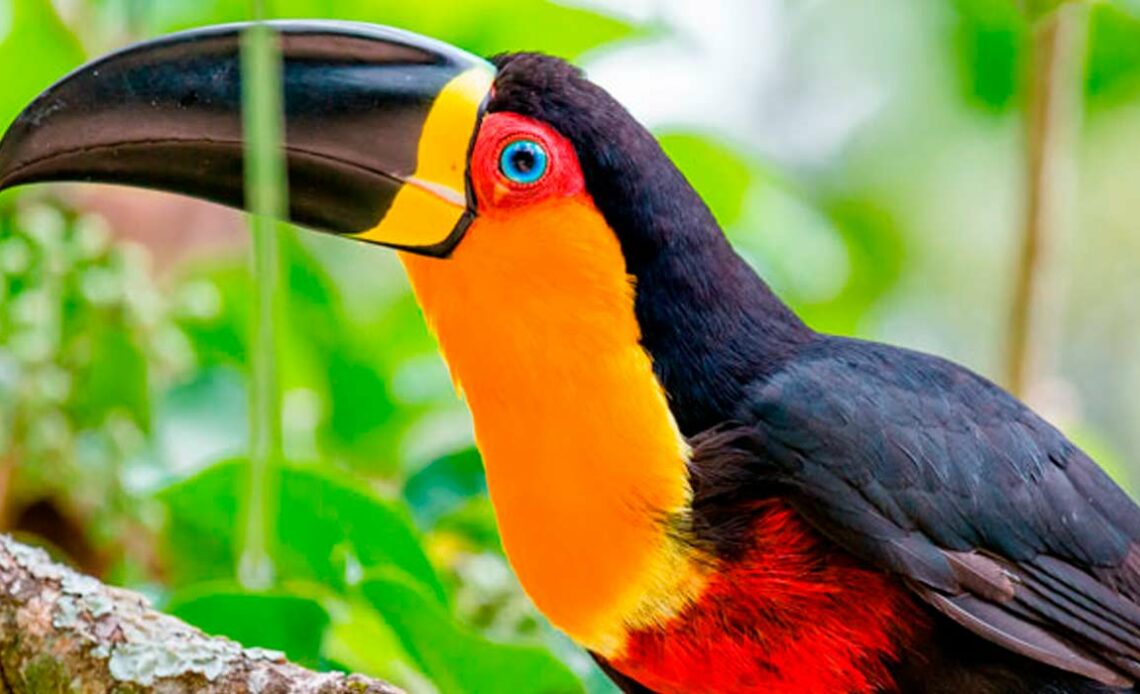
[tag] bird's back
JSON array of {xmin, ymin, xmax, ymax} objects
[{"xmin": 645, "ymin": 335, "xmax": 1140, "ymax": 693}]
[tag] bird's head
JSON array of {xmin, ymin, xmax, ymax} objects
[
  {"xmin": 0, "ymin": 22, "xmax": 709, "ymax": 292},
  {"xmin": 0, "ymin": 22, "xmax": 730, "ymax": 395}
]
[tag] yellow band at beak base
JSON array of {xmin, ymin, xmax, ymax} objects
[{"xmin": 353, "ymin": 66, "xmax": 494, "ymax": 249}]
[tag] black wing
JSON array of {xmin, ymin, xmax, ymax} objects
[
  {"xmin": 589, "ymin": 653, "xmax": 657, "ymax": 694},
  {"xmin": 692, "ymin": 336, "xmax": 1140, "ymax": 688}
]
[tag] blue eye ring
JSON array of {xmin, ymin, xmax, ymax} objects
[{"xmin": 498, "ymin": 139, "xmax": 549, "ymax": 185}]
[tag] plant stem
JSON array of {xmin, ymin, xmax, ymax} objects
[
  {"xmin": 0, "ymin": 449, "xmax": 18, "ymax": 528},
  {"xmin": 1006, "ymin": 6, "xmax": 1087, "ymax": 401},
  {"xmin": 238, "ymin": 3, "xmax": 287, "ymax": 590}
]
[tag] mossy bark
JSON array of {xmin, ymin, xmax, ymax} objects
[{"xmin": 0, "ymin": 535, "xmax": 401, "ymax": 694}]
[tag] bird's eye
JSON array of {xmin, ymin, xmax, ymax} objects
[{"xmin": 498, "ymin": 139, "xmax": 548, "ymax": 185}]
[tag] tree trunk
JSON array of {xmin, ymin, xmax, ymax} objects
[{"xmin": 0, "ymin": 534, "xmax": 402, "ymax": 694}]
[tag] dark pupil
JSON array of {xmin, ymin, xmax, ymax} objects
[{"xmin": 511, "ymin": 147, "xmax": 537, "ymax": 174}]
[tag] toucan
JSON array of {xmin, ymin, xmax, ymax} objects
[{"xmin": 1, "ymin": 21, "xmax": 1138, "ymax": 694}]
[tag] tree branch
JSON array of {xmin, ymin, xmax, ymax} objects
[
  {"xmin": 0, "ymin": 534, "xmax": 402, "ymax": 694},
  {"xmin": 1006, "ymin": 5, "xmax": 1088, "ymax": 400}
]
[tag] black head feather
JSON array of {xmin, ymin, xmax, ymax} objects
[
  {"xmin": 489, "ymin": 52, "xmax": 718, "ymax": 271},
  {"xmin": 487, "ymin": 53, "xmax": 813, "ymax": 434}
]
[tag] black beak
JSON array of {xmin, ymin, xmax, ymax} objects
[{"xmin": 0, "ymin": 21, "xmax": 495, "ymax": 256}]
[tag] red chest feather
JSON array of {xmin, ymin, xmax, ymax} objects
[{"xmin": 610, "ymin": 502, "xmax": 928, "ymax": 694}]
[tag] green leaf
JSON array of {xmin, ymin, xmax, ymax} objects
[
  {"xmin": 70, "ymin": 325, "xmax": 149, "ymax": 430},
  {"xmin": 323, "ymin": 595, "xmax": 427, "ymax": 688},
  {"xmin": 659, "ymin": 132, "xmax": 754, "ymax": 229},
  {"xmin": 0, "ymin": 0, "xmax": 84, "ymax": 132},
  {"xmin": 805, "ymin": 197, "xmax": 906, "ymax": 334},
  {"xmin": 141, "ymin": 0, "xmax": 634, "ymax": 60},
  {"xmin": 159, "ymin": 459, "xmax": 446, "ymax": 602},
  {"xmin": 270, "ymin": 234, "xmax": 419, "ymax": 473},
  {"xmin": 951, "ymin": 0, "xmax": 1028, "ymax": 112},
  {"xmin": 361, "ymin": 570, "xmax": 582, "ymax": 694},
  {"xmin": 1112, "ymin": 0, "xmax": 1140, "ymax": 19},
  {"xmin": 1086, "ymin": 3, "xmax": 1140, "ymax": 107},
  {"xmin": 166, "ymin": 586, "xmax": 330, "ymax": 667},
  {"xmin": 320, "ymin": 349, "xmax": 400, "ymax": 465},
  {"xmin": 403, "ymin": 447, "xmax": 486, "ymax": 528},
  {"xmin": 431, "ymin": 497, "xmax": 503, "ymax": 555},
  {"xmin": 176, "ymin": 265, "xmax": 252, "ymax": 367},
  {"xmin": 155, "ymin": 367, "xmax": 249, "ymax": 475}
]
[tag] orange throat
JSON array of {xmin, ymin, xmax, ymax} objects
[{"xmin": 400, "ymin": 194, "xmax": 705, "ymax": 653}]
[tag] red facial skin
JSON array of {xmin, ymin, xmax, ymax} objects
[{"xmin": 469, "ymin": 112, "xmax": 585, "ymax": 212}]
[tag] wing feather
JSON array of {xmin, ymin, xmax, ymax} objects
[{"xmin": 697, "ymin": 336, "xmax": 1140, "ymax": 687}]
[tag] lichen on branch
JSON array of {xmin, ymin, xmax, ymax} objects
[{"xmin": 0, "ymin": 534, "xmax": 401, "ymax": 694}]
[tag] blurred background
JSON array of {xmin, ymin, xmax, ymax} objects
[{"xmin": 1, "ymin": 1, "xmax": 1139, "ymax": 692}]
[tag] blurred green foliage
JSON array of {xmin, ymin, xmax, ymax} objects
[
  {"xmin": 1087, "ymin": 4, "xmax": 1140, "ymax": 106},
  {"xmin": 952, "ymin": 0, "xmax": 1027, "ymax": 111},
  {"xmin": 0, "ymin": 0, "xmax": 83, "ymax": 131},
  {"xmin": 2, "ymin": 1, "xmax": 1140, "ymax": 692},
  {"xmin": 0, "ymin": 203, "xmax": 187, "ymax": 567}
]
